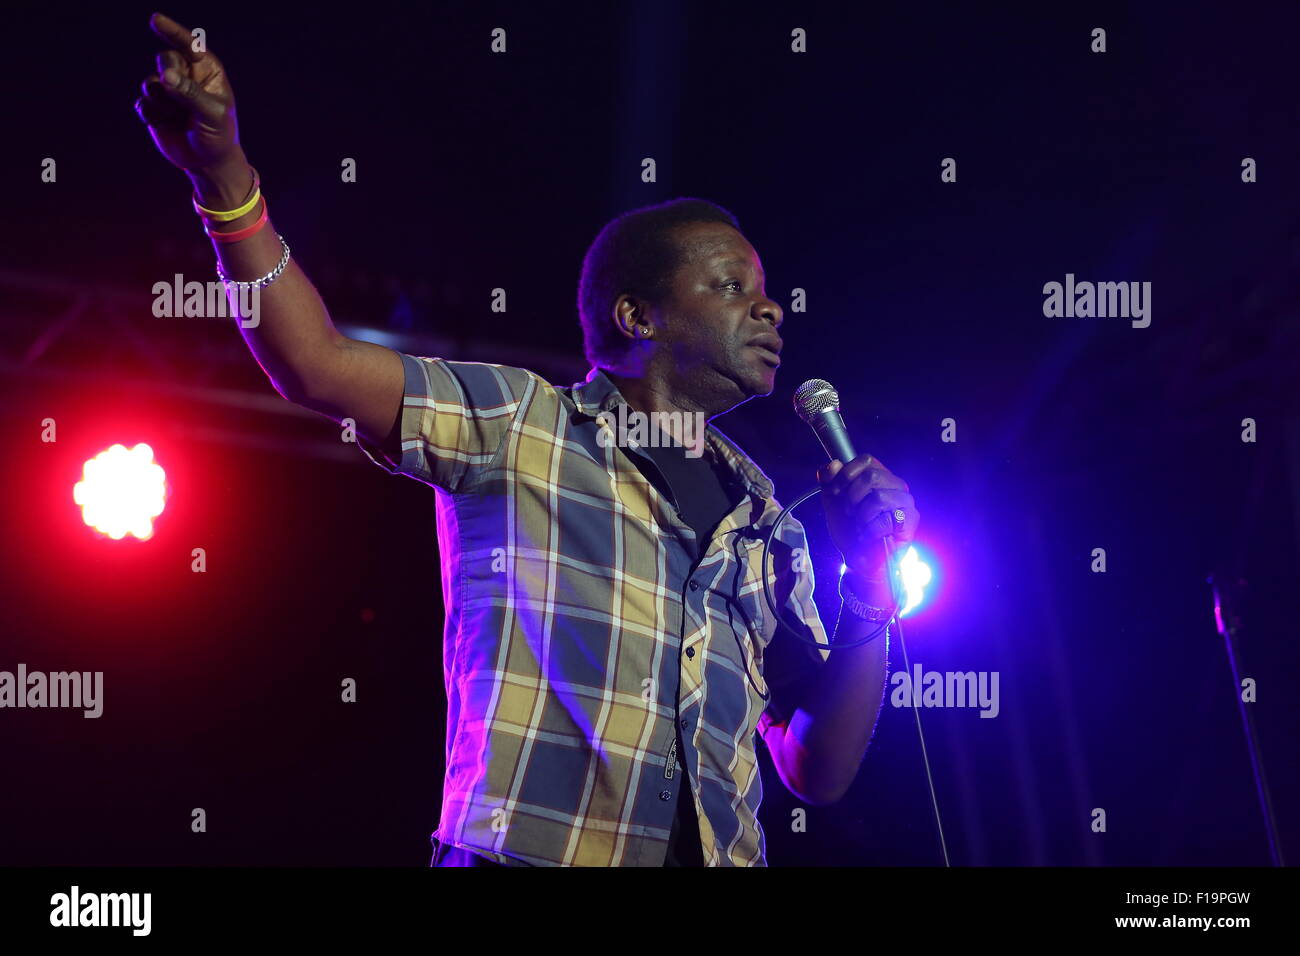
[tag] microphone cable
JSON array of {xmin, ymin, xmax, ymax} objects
[{"xmin": 760, "ymin": 484, "xmax": 952, "ymax": 867}]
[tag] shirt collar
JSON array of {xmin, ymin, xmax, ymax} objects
[{"xmin": 573, "ymin": 368, "xmax": 776, "ymax": 501}]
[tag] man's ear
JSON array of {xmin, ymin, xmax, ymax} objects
[{"xmin": 613, "ymin": 293, "xmax": 653, "ymax": 343}]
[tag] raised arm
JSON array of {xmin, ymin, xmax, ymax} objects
[{"xmin": 135, "ymin": 13, "xmax": 404, "ymax": 450}]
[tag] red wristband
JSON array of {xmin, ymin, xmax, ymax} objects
[{"xmin": 205, "ymin": 197, "xmax": 269, "ymax": 243}]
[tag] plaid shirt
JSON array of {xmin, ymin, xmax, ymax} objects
[{"xmin": 358, "ymin": 353, "xmax": 831, "ymax": 866}]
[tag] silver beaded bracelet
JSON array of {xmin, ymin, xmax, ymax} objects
[{"xmin": 216, "ymin": 233, "xmax": 291, "ymax": 290}]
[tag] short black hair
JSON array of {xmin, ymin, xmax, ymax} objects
[{"xmin": 577, "ymin": 197, "xmax": 742, "ymax": 369}]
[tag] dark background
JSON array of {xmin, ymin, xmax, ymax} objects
[{"xmin": 1, "ymin": 1, "xmax": 1296, "ymax": 866}]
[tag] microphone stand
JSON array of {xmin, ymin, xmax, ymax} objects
[{"xmin": 1207, "ymin": 571, "xmax": 1285, "ymax": 866}]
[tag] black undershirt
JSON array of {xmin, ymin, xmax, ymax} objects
[{"xmin": 634, "ymin": 438, "xmax": 743, "ymax": 867}]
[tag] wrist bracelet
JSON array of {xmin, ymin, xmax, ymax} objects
[
  {"xmin": 193, "ymin": 166, "xmax": 261, "ymax": 222},
  {"xmin": 206, "ymin": 196, "xmax": 268, "ymax": 243},
  {"xmin": 839, "ymin": 572, "xmax": 896, "ymax": 623},
  {"xmin": 216, "ymin": 234, "xmax": 291, "ymax": 290}
]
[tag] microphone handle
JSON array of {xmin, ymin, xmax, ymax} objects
[{"xmin": 812, "ymin": 410, "xmax": 856, "ymax": 464}]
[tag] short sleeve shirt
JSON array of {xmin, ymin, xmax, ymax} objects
[{"xmin": 358, "ymin": 354, "xmax": 831, "ymax": 866}]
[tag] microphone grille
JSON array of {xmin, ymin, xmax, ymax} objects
[{"xmin": 793, "ymin": 378, "xmax": 841, "ymax": 424}]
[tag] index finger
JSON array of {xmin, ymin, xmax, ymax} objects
[
  {"xmin": 149, "ymin": 12, "xmax": 205, "ymax": 63},
  {"xmin": 819, "ymin": 453, "xmax": 871, "ymax": 495},
  {"xmin": 834, "ymin": 452, "xmax": 879, "ymax": 485},
  {"xmin": 831, "ymin": 452, "xmax": 910, "ymax": 494}
]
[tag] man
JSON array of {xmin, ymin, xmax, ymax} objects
[{"xmin": 136, "ymin": 12, "xmax": 919, "ymax": 867}]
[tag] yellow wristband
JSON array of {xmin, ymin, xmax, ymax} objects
[{"xmin": 192, "ymin": 167, "xmax": 261, "ymax": 222}]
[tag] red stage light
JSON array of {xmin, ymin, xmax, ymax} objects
[{"xmin": 72, "ymin": 443, "xmax": 168, "ymax": 540}]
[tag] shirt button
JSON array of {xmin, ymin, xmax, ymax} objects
[
  {"xmin": 688, "ymin": 580, "xmax": 700, "ymax": 591},
  {"xmin": 659, "ymin": 790, "xmax": 672, "ymax": 801},
  {"xmin": 680, "ymin": 717, "xmax": 689, "ymax": 729},
  {"xmin": 685, "ymin": 647, "xmax": 696, "ymax": 659}
]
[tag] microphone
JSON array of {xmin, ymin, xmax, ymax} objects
[
  {"xmin": 793, "ymin": 380, "xmax": 942, "ymax": 866},
  {"xmin": 793, "ymin": 378, "xmax": 856, "ymax": 463}
]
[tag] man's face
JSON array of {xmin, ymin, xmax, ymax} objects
[{"xmin": 651, "ymin": 222, "xmax": 784, "ymax": 406}]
